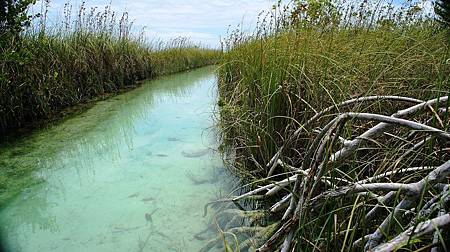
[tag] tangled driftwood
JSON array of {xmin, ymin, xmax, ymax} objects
[
  {"xmin": 196, "ymin": 203, "xmax": 278, "ymax": 252},
  {"xmin": 227, "ymin": 96, "xmax": 450, "ymax": 251}
]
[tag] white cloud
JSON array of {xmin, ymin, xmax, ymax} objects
[{"xmin": 38, "ymin": 0, "xmax": 279, "ymax": 47}]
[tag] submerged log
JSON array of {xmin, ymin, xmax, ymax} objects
[{"xmin": 225, "ymin": 96, "xmax": 450, "ymax": 252}]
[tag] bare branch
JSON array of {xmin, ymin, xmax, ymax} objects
[
  {"xmin": 371, "ymin": 214, "xmax": 450, "ymax": 252},
  {"xmin": 356, "ymin": 166, "xmax": 436, "ymax": 184}
]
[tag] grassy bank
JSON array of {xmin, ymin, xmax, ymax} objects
[
  {"xmin": 0, "ymin": 2, "xmax": 220, "ymax": 205},
  {"xmin": 219, "ymin": 7, "xmax": 448, "ymax": 177},
  {"xmin": 0, "ymin": 3, "xmax": 220, "ymax": 135},
  {"xmin": 217, "ymin": 0, "xmax": 450, "ymax": 251}
]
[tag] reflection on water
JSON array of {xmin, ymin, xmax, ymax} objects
[{"xmin": 0, "ymin": 66, "xmax": 230, "ymax": 252}]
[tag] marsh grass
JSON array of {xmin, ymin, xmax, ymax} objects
[
  {"xmin": 0, "ymin": 1, "xmax": 220, "ymax": 206},
  {"xmin": 0, "ymin": 1, "xmax": 220, "ymax": 134},
  {"xmin": 217, "ymin": 0, "xmax": 450, "ymax": 251},
  {"xmin": 218, "ymin": 0, "xmax": 449, "ymax": 178}
]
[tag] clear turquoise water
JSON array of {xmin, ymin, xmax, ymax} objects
[{"xmin": 0, "ymin": 67, "xmax": 228, "ymax": 252}]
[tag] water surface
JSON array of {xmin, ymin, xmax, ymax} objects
[{"xmin": 0, "ymin": 67, "xmax": 227, "ymax": 252}]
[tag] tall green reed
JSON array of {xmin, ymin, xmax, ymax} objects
[
  {"xmin": 216, "ymin": 1, "xmax": 450, "ymax": 250},
  {"xmin": 218, "ymin": 0, "xmax": 449, "ymax": 178},
  {"xmin": 0, "ymin": 0, "xmax": 220, "ymax": 134}
]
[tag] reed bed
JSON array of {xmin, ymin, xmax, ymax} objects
[
  {"xmin": 216, "ymin": 0, "xmax": 450, "ymax": 251},
  {"xmin": 0, "ymin": 1, "xmax": 220, "ymax": 134},
  {"xmin": 0, "ymin": 1, "xmax": 219, "ymax": 205}
]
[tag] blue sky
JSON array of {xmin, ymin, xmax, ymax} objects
[
  {"xmin": 33, "ymin": 0, "xmax": 280, "ymax": 47},
  {"xmin": 33, "ymin": 0, "xmax": 434, "ymax": 47}
]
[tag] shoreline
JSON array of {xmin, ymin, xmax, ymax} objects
[{"xmin": 0, "ymin": 65, "xmax": 218, "ymax": 144}]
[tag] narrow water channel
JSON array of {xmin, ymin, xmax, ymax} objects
[{"xmin": 0, "ymin": 66, "xmax": 229, "ymax": 252}]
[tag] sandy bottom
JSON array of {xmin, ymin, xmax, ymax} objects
[{"xmin": 0, "ymin": 67, "xmax": 230, "ymax": 252}]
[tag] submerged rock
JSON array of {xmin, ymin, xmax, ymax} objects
[{"xmin": 181, "ymin": 148, "xmax": 209, "ymax": 158}]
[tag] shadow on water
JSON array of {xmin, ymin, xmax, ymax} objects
[{"xmin": 0, "ymin": 66, "xmax": 237, "ymax": 252}]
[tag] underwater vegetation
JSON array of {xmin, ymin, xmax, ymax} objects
[
  {"xmin": 0, "ymin": 67, "xmax": 229, "ymax": 252},
  {"xmin": 0, "ymin": 0, "xmax": 221, "ymax": 135}
]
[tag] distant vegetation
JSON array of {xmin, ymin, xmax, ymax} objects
[
  {"xmin": 0, "ymin": 0, "xmax": 220, "ymax": 134},
  {"xmin": 216, "ymin": 0, "xmax": 450, "ymax": 251}
]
